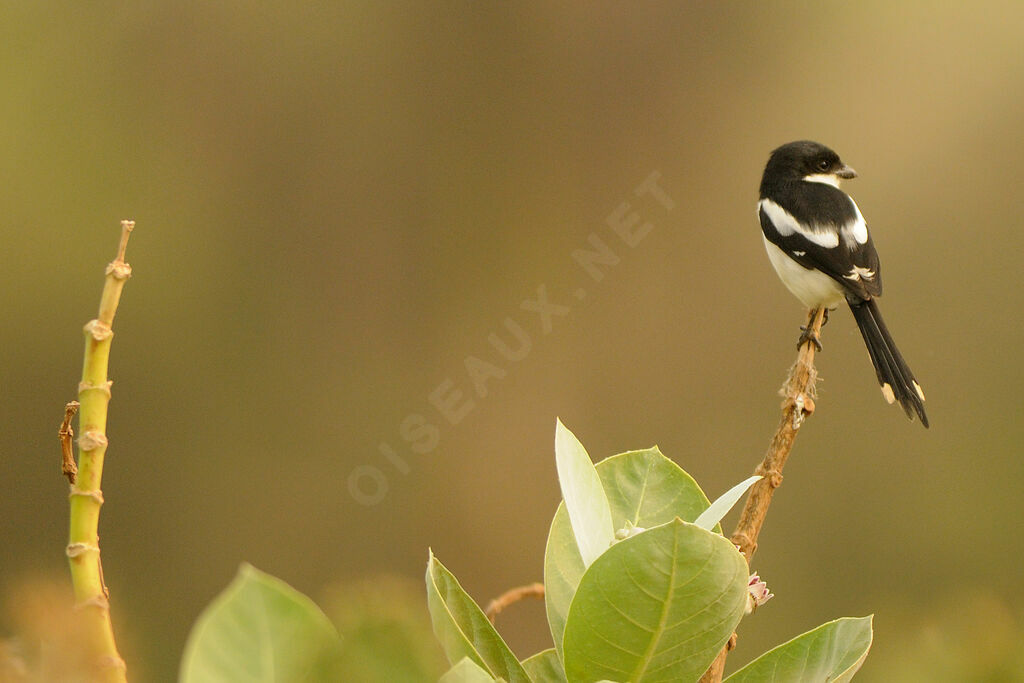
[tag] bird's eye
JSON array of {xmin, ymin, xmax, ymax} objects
[{"xmin": 816, "ymin": 159, "xmax": 831, "ymax": 171}]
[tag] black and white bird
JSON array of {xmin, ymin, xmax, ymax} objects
[{"xmin": 758, "ymin": 140, "xmax": 928, "ymax": 427}]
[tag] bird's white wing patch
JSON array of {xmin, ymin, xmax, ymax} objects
[
  {"xmin": 843, "ymin": 265, "xmax": 876, "ymax": 281},
  {"xmin": 759, "ymin": 198, "xmax": 840, "ymax": 248},
  {"xmin": 842, "ymin": 197, "xmax": 869, "ymax": 245}
]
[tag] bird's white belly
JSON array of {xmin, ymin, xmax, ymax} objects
[{"xmin": 762, "ymin": 236, "xmax": 845, "ymax": 308}]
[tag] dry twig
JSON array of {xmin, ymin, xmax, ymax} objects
[
  {"xmin": 700, "ymin": 307, "xmax": 826, "ymax": 682},
  {"xmin": 484, "ymin": 582, "xmax": 545, "ymax": 625},
  {"xmin": 60, "ymin": 401, "xmax": 80, "ymax": 484}
]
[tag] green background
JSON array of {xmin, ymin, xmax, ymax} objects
[{"xmin": 2, "ymin": 3, "xmax": 1022, "ymax": 680}]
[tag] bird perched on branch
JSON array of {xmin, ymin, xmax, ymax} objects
[{"xmin": 758, "ymin": 140, "xmax": 928, "ymax": 427}]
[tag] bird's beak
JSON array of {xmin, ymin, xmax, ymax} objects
[{"xmin": 835, "ymin": 165, "xmax": 857, "ymax": 179}]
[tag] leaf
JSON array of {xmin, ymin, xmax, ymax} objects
[
  {"xmin": 425, "ymin": 551, "xmax": 530, "ymax": 683},
  {"xmin": 322, "ymin": 576, "xmax": 447, "ymax": 682},
  {"xmin": 562, "ymin": 519, "xmax": 748, "ymax": 683},
  {"xmin": 724, "ymin": 616, "xmax": 874, "ymax": 683},
  {"xmin": 693, "ymin": 475, "xmax": 762, "ymax": 530},
  {"xmin": 180, "ymin": 563, "xmax": 340, "ymax": 683},
  {"xmin": 521, "ymin": 649, "xmax": 566, "ymax": 682},
  {"xmin": 554, "ymin": 419, "xmax": 615, "ymax": 568},
  {"xmin": 439, "ymin": 657, "xmax": 498, "ymax": 683},
  {"xmin": 544, "ymin": 447, "xmax": 714, "ymax": 661}
]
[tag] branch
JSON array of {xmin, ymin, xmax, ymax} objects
[
  {"xmin": 484, "ymin": 582, "xmax": 545, "ymax": 625},
  {"xmin": 700, "ymin": 307, "xmax": 826, "ymax": 683},
  {"xmin": 66, "ymin": 220, "xmax": 135, "ymax": 681}
]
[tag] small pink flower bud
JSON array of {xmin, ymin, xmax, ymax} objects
[{"xmin": 745, "ymin": 573, "xmax": 773, "ymax": 614}]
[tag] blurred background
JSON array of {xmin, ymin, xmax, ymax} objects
[{"xmin": 2, "ymin": 2, "xmax": 1023, "ymax": 680}]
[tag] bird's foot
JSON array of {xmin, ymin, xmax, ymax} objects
[
  {"xmin": 796, "ymin": 325, "xmax": 822, "ymax": 351},
  {"xmin": 797, "ymin": 308, "xmax": 823, "ymax": 351},
  {"xmin": 796, "ymin": 307, "xmax": 826, "ymax": 351}
]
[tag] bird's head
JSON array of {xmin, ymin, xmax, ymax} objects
[{"xmin": 763, "ymin": 140, "xmax": 857, "ymax": 189}]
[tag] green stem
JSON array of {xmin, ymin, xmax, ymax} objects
[{"xmin": 67, "ymin": 220, "xmax": 135, "ymax": 681}]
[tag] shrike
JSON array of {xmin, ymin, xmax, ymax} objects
[{"xmin": 758, "ymin": 140, "xmax": 927, "ymax": 427}]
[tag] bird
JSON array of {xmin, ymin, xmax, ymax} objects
[{"xmin": 758, "ymin": 140, "xmax": 928, "ymax": 427}]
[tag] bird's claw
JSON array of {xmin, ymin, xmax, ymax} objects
[{"xmin": 797, "ymin": 325, "xmax": 822, "ymax": 351}]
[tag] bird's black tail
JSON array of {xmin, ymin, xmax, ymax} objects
[{"xmin": 848, "ymin": 298, "xmax": 928, "ymax": 428}]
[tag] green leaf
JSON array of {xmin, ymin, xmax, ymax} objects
[
  {"xmin": 693, "ymin": 475, "xmax": 761, "ymax": 530},
  {"xmin": 322, "ymin": 576, "xmax": 447, "ymax": 682},
  {"xmin": 562, "ymin": 519, "xmax": 748, "ymax": 683},
  {"xmin": 725, "ymin": 616, "xmax": 873, "ymax": 683},
  {"xmin": 544, "ymin": 447, "xmax": 714, "ymax": 661},
  {"xmin": 425, "ymin": 551, "xmax": 530, "ymax": 683},
  {"xmin": 439, "ymin": 657, "xmax": 498, "ymax": 683},
  {"xmin": 180, "ymin": 563, "xmax": 340, "ymax": 683},
  {"xmin": 521, "ymin": 649, "xmax": 566, "ymax": 682},
  {"xmin": 554, "ymin": 419, "xmax": 615, "ymax": 568}
]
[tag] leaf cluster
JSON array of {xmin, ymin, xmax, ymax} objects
[{"xmin": 177, "ymin": 422, "xmax": 872, "ymax": 682}]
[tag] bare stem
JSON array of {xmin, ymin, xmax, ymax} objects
[
  {"xmin": 484, "ymin": 582, "xmax": 545, "ymax": 625},
  {"xmin": 700, "ymin": 307, "xmax": 826, "ymax": 683},
  {"xmin": 66, "ymin": 220, "xmax": 135, "ymax": 681}
]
